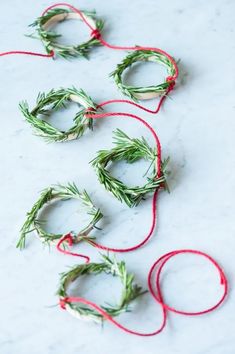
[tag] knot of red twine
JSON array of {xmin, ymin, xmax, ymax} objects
[
  {"xmin": 85, "ymin": 107, "xmax": 96, "ymax": 114},
  {"xmin": 56, "ymin": 233, "xmax": 90, "ymax": 263},
  {"xmin": 91, "ymin": 29, "xmax": 102, "ymax": 40},
  {"xmin": 166, "ymin": 76, "xmax": 176, "ymax": 91},
  {"xmin": 60, "ymin": 297, "xmax": 69, "ymax": 310}
]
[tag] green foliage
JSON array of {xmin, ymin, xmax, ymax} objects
[
  {"xmin": 91, "ymin": 129, "xmax": 169, "ymax": 207},
  {"xmin": 110, "ymin": 49, "xmax": 176, "ymax": 101},
  {"xmin": 28, "ymin": 8, "xmax": 104, "ymax": 59},
  {"xmin": 19, "ymin": 87, "xmax": 96, "ymax": 142},
  {"xmin": 17, "ymin": 183, "xmax": 103, "ymax": 249},
  {"xmin": 58, "ymin": 255, "xmax": 146, "ymax": 321}
]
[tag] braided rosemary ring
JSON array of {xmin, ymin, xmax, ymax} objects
[
  {"xmin": 58, "ymin": 255, "xmax": 145, "ymax": 322},
  {"xmin": 29, "ymin": 8, "xmax": 104, "ymax": 58},
  {"xmin": 110, "ymin": 49, "xmax": 176, "ymax": 101},
  {"xmin": 19, "ymin": 87, "xmax": 97, "ymax": 142},
  {"xmin": 17, "ymin": 183, "xmax": 103, "ymax": 249},
  {"xmin": 91, "ymin": 129, "xmax": 169, "ymax": 207}
]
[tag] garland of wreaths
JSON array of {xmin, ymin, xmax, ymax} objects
[
  {"xmin": 91, "ymin": 129, "xmax": 169, "ymax": 207},
  {"xmin": 28, "ymin": 8, "xmax": 104, "ymax": 59},
  {"xmin": 16, "ymin": 183, "xmax": 103, "ymax": 249},
  {"xmin": 110, "ymin": 49, "xmax": 176, "ymax": 101},
  {"xmin": 58, "ymin": 255, "xmax": 146, "ymax": 322},
  {"xmin": 19, "ymin": 87, "xmax": 97, "ymax": 142}
]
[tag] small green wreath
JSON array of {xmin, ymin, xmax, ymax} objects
[
  {"xmin": 17, "ymin": 183, "xmax": 103, "ymax": 249},
  {"xmin": 19, "ymin": 87, "xmax": 97, "ymax": 142},
  {"xmin": 58, "ymin": 255, "xmax": 146, "ymax": 322},
  {"xmin": 91, "ymin": 129, "xmax": 169, "ymax": 207},
  {"xmin": 110, "ymin": 49, "xmax": 176, "ymax": 101},
  {"xmin": 28, "ymin": 8, "xmax": 104, "ymax": 59}
]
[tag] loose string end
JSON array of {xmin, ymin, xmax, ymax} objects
[{"xmin": 56, "ymin": 233, "xmax": 90, "ymax": 263}]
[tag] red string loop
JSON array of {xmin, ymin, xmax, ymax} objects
[{"xmin": 166, "ymin": 76, "xmax": 176, "ymax": 91}]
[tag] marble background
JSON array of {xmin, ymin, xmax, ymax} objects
[{"xmin": 0, "ymin": 0, "xmax": 235, "ymax": 353}]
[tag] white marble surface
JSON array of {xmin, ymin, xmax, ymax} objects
[{"xmin": 0, "ymin": 0, "xmax": 235, "ymax": 353}]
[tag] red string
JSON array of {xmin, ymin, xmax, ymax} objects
[
  {"xmin": 56, "ymin": 233, "xmax": 90, "ymax": 263},
  {"xmin": 148, "ymin": 250, "xmax": 228, "ymax": 316},
  {"xmin": 0, "ymin": 49, "xmax": 54, "ymax": 58},
  {"xmin": 59, "ymin": 249, "xmax": 227, "ymax": 336},
  {"xmin": 87, "ymin": 189, "xmax": 159, "ymax": 253}
]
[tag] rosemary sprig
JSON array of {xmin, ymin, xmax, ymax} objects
[
  {"xmin": 17, "ymin": 183, "xmax": 103, "ymax": 249},
  {"xmin": 58, "ymin": 255, "xmax": 146, "ymax": 322},
  {"xmin": 110, "ymin": 49, "xmax": 176, "ymax": 101},
  {"xmin": 91, "ymin": 129, "xmax": 169, "ymax": 207},
  {"xmin": 28, "ymin": 8, "xmax": 104, "ymax": 59},
  {"xmin": 19, "ymin": 87, "xmax": 97, "ymax": 142}
]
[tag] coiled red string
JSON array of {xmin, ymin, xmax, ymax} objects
[{"xmin": 59, "ymin": 249, "xmax": 227, "ymax": 336}]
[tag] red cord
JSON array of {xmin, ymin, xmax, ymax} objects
[
  {"xmin": 56, "ymin": 234, "xmax": 90, "ymax": 263},
  {"xmin": 0, "ymin": 50, "xmax": 54, "ymax": 58},
  {"xmin": 149, "ymin": 250, "xmax": 228, "ymax": 316},
  {"xmin": 59, "ymin": 249, "xmax": 227, "ymax": 336}
]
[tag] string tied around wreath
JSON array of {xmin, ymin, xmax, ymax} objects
[
  {"xmin": 59, "ymin": 298, "xmax": 68, "ymax": 310},
  {"xmin": 166, "ymin": 76, "xmax": 176, "ymax": 91},
  {"xmin": 91, "ymin": 29, "xmax": 102, "ymax": 40}
]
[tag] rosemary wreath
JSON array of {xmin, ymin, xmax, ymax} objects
[
  {"xmin": 58, "ymin": 255, "xmax": 146, "ymax": 322},
  {"xmin": 28, "ymin": 8, "xmax": 104, "ymax": 59},
  {"xmin": 91, "ymin": 129, "xmax": 169, "ymax": 207},
  {"xmin": 17, "ymin": 183, "xmax": 103, "ymax": 249},
  {"xmin": 19, "ymin": 87, "xmax": 97, "ymax": 142},
  {"xmin": 110, "ymin": 49, "xmax": 176, "ymax": 101}
]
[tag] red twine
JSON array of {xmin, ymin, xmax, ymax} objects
[
  {"xmin": 59, "ymin": 249, "xmax": 228, "ymax": 336},
  {"xmin": 56, "ymin": 233, "xmax": 90, "ymax": 263}
]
